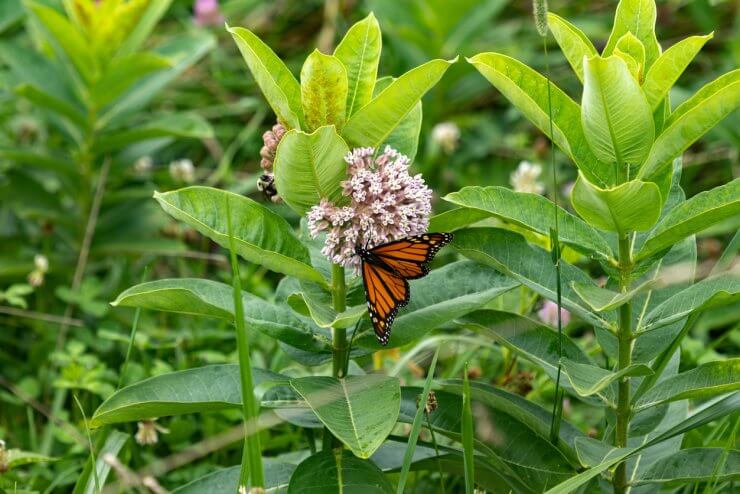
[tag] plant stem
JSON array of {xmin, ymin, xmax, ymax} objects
[
  {"xmin": 614, "ymin": 232, "xmax": 633, "ymax": 494},
  {"xmin": 331, "ymin": 263, "xmax": 347, "ymax": 378},
  {"xmin": 226, "ymin": 198, "xmax": 264, "ymax": 490}
]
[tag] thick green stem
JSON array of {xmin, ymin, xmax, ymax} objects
[
  {"xmin": 614, "ymin": 232, "xmax": 633, "ymax": 494},
  {"xmin": 226, "ymin": 199, "xmax": 264, "ymax": 489},
  {"xmin": 331, "ymin": 263, "xmax": 347, "ymax": 378}
]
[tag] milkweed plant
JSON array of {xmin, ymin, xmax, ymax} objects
[{"xmin": 56, "ymin": 0, "xmax": 739, "ymax": 492}]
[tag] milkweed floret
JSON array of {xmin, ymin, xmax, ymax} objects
[{"xmin": 307, "ymin": 146, "xmax": 432, "ymax": 272}]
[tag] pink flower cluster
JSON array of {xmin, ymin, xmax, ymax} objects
[{"xmin": 307, "ymin": 146, "xmax": 432, "ymax": 272}]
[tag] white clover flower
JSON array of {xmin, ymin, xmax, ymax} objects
[
  {"xmin": 510, "ymin": 160, "xmax": 545, "ymax": 194},
  {"xmin": 537, "ymin": 299, "xmax": 571, "ymax": 327},
  {"xmin": 307, "ymin": 146, "xmax": 432, "ymax": 273},
  {"xmin": 34, "ymin": 255, "xmax": 49, "ymax": 273},
  {"xmin": 169, "ymin": 159, "xmax": 196, "ymax": 183},
  {"xmin": 28, "ymin": 254, "xmax": 49, "ymax": 287},
  {"xmin": 432, "ymin": 122, "xmax": 461, "ymax": 153},
  {"xmin": 134, "ymin": 156, "xmax": 153, "ymax": 175},
  {"xmin": 194, "ymin": 0, "xmax": 224, "ymax": 26}
]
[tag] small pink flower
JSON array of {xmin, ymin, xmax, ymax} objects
[
  {"xmin": 538, "ymin": 299, "xmax": 571, "ymax": 327},
  {"xmin": 194, "ymin": 0, "xmax": 224, "ymax": 27},
  {"xmin": 307, "ymin": 146, "xmax": 432, "ymax": 272}
]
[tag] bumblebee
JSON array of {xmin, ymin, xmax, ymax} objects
[{"xmin": 257, "ymin": 173, "xmax": 282, "ymax": 203}]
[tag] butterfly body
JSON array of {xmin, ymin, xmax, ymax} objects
[{"xmin": 357, "ymin": 233, "xmax": 453, "ymax": 345}]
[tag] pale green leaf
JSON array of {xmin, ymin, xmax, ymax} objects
[
  {"xmin": 72, "ymin": 431, "xmax": 128, "ymax": 494},
  {"xmin": 642, "ymin": 34, "xmax": 713, "ymax": 110},
  {"xmin": 300, "ymin": 50, "xmax": 348, "ymax": 131},
  {"xmin": 374, "ymin": 76, "xmax": 422, "ymax": 159},
  {"xmin": 444, "ymin": 185, "xmax": 613, "ymax": 260},
  {"xmin": 639, "ymin": 70, "xmax": 740, "ymax": 184},
  {"xmin": 97, "ymin": 112, "xmax": 213, "ymax": 151},
  {"xmin": 91, "ymin": 364, "xmax": 286, "ymax": 427},
  {"xmin": 634, "ymin": 448, "xmax": 740, "ymax": 486},
  {"xmin": 154, "ymin": 187, "xmax": 324, "ymax": 285},
  {"xmin": 603, "ymin": 0, "xmax": 661, "ymax": 67},
  {"xmin": 356, "ymin": 260, "xmax": 520, "ymax": 349},
  {"xmin": 228, "ymin": 25, "xmax": 304, "ymax": 129},
  {"xmin": 290, "ymin": 375, "xmax": 400, "ymax": 458},
  {"xmin": 639, "ymin": 273, "xmax": 740, "ymax": 334},
  {"xmin": 561, "ymin": 359, "xmax": 652, "ymax": 403},
  {"xmin": 287, "ymin": 450, "xmax": 394, "ymax": 493},
  {"xmin": 287, "ymin": 280, "xmax": 365, "ymax": 329},
  {"xmin": 546, "ymin": 13, "xmax": 597, "ymax": 83},
  {"xmin": 5, "ymin": 450, "xmax": 56, "ymax": 469},
  {"xmin": 342, "ymin": 58, "xmax": 455, "ymax": 149},
  {"xmin": 117, "ymin": 0, "xmax": 173, "ymax": 56},
  {"xmin": 634, "ymin": 359, "xmax": 740, "ymax": 411},
  {"xmin": 452, "ymin": 228, "xmax": 611, "ymax": 328},
  {"xmin": 572, "ymin": 279, "xmax": 657, "ymax": 312},
  {"xmin": 571, "ymin": 173, "xmax": 662, "ymax": 233},
  {"xmin": 14, "ymin": 83, "xmax": 86, "ymax": 127},
  {"xmin": 428, "ymin": 207, "xmax": 491, "ymax": 232},
  {"xmin": 334, "ymin": 12, "xmax": 381, "ymax": 117},
  {"xmin": 613, "ymin": 32, "xmax": 645, "ymax": 81},
  {"xmin": 581, "ymin": 55, "xmax": 654, "ymax": 165},
  {"xmin": 112, "ymin": 278, "xmax": 331, "ymax": 351},
  {"xmin": 273, "ymin": 126, "xmax": 349, "ymax": 215},
  {"xmin": 638, "ymin": 179, "xmax": 740, "ymax": 260},
  {"xmin": 91, "ymin": 52, "xmax": 171, "ymax": 108},
  {"xmin": 468, "ymin": 52, "xmax": 611, "ymax": 187}
]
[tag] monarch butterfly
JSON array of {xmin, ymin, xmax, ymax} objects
[{"xmin": 356, "ymin": 233, "xmax": 453, "ymax": 345}]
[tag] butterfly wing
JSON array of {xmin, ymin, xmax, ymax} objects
[
  {"xmin": 370, "ymin": 233, "xmax": 453, "ymax": 279},
  {"xmin": 361, "ymin": 260, "xmax": 409, "ymax": 346}
]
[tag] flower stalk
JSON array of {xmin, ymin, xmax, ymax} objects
[{"xmin": 331, "ymin": 263, "xmax": 348, "ymax": 378}]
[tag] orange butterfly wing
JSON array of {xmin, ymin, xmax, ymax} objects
[
  {"xmin": 362, "ymin": 262, "xmax": 409, "ymax": 345},
  {"xmin": 361, "ymin": 233, "xmax": 453, "ymax": 345},
  {"xmin": 371, "ymin": 233, "xmax": 453, "ymax": 279}
]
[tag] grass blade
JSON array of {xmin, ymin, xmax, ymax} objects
[
  {"xmin": 462, "ymin": 363, "xmax": 475, "ymax": 494},
  {"xmin": 396, "ymin": 348, "xmax": 440, "ymax": 493},
  {"xmin": 225, "ymin": 196, "xmax": 264, "ymax": 489}
]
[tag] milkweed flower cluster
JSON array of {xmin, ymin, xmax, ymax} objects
[
  {"xmin": 193, "ymin": 0, "xmax": 224, "ymax": 27},
  {"xmin": 431, "ymin": 122, "xmax": 461, "ymax": 153},
  {"xmin": 538, "ymin": 299, "xmax": 571, "ymax": 327},
  {"xmin": 307, "ymin": 146, "xmax": 432, "ymax": 272}
]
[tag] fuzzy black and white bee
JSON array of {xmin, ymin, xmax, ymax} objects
[{"xmin": 257, "ymin": 173, "xmax": 282, "ymax": 204}]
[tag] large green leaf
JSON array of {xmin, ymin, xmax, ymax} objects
[
  {"xmin": 90, "ymin": 364, "xmax": 286, "ymax": 427},
  {"xmin": 341, "ymin": 58, "xmax": 455, "ymax": 148},
  {"xmin": 287, "ymin": 450, "xmax": 394, "ymax": 493},
  {"xmin": 428, "ymin": 208, "xmax": 491, "ymax": 232},
  {"xmin": 228, "ymin": 25, "xmax": 304, "ymax": 129},
  {"xmin": 638, "ymin": 70, "xmax": 740, "ymax": 184},
  {"xmin": 572, "ymin": 279, "xmax": 656, "ymax": 312},
  {"xmin": 560, "ymin": 359, "xmax": 651, "ymax": 404},
  {"xmin": 637, "ymin": 179, "xmax": 740, "ymax": 260},
  {"xmin": 273, "ymin": 126, "xmax": 349, "ymax": 215},
  {"xmin": 460, "ymin": 311, "xmax": 593, "ymax": 389},
  {"xmin": 634, "ymin": 360, "xmax": 740, "ymax": 411},
  {"xmin": 642, "ymin": 34, "xmax": 713, "ymax": 111},
  {"xmin": 154, "ymin": 187, "xmax": 324, "ymax": 285},
  {"xmin": 173, "ymin": 461, "xmax": 296, "ymax": 494},
  {"xmin": 634, "ymin": 448, "xmax": 740, "ymax": 487},
  {"xmin": 100, "ymin": 33, "xmax": 215, "ymax": 126},
  {"xmin": 300, "ymin": 50, "xmax": 348, "ymax": 131},
  {"xmin": 639, "ymin": 273, "xmax": 740, "ymax": 334},
  {"xmin": 452, "ymin": 228, "xmax": 611, "ymax": 328},
  {"xmin": 468, "ymin": 52, "xmax": 611, "ymax": 187},
  {"xmin": 112, "ymin": 278, "xmax": 331, "ymax": 351},
  {"xmin": 28, "ymin": 2, "xmax": 97, "ymax": 82},
  {"xmin": 356, "ymin": 260, "xmax": 520, "ymax": 349},
  {"xmin": 545, "ymin": 393, "xmax": 740, "ymax": 493},
  {"xmin": 546, "ymin": 13, "xmax": 597, "ymax": 84},
  {"xmin": 334, "ymin": 13, "xmax": 381, "ymax": 118},
  {"xmin": 97, "ymin": 112, "xmax": 213, "ymax": 151},
  {"xmin": 14, "ymin": 83, "xmax": 86, "ymax": 127},
  {"xmin": 571, "ymin": 174, "xmax": 662, "ymax": 233},
  {"xmin": 91, "ymin": 52, "xmax": 171, "ymax": 108},
  {"xmin": 581, "ymin": 55, "xmax": 654, "ymax": 165},
  {"xmin": 603, "ymin": 0, "xmax": 661, "ymax": 68},
  {"xmin": 374, "ymin": 77, "xmax": 422, "ymax": 159},
  {"xmin": 444, "ymin": 186, "xmax": 613, "ymax": 260},
  {"xmin": 290, "ymin": 375, "xmax": 400, "ymax": 458}
]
